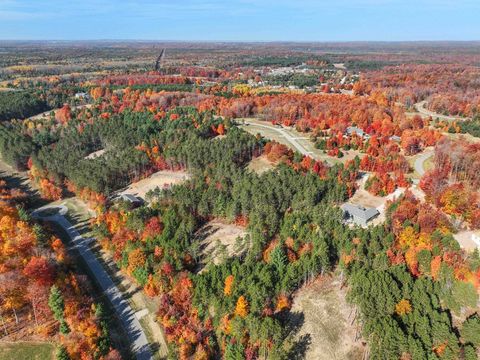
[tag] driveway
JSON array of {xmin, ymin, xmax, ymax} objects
[{"xmin": 33, "ymin": 205, "xmax": 152, "ymax": 360}]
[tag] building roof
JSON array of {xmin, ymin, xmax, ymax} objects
[
  {"xmin": 120, "ymin": 193, "xmax": 141, "ymax": 203},
  {"xmin": 389, "ymin": 135, "xmax": 401, "ymax": 142},
  {"xmin": 341, "ymin": 203, "xmax": 379, "ymax": 221},
  {"xmin": 347, "ymin": 126, "xmax": 365, "ymax": 136}
]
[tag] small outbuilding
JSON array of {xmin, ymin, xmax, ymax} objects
[{"xmin": 341, "ymin": 203, "xmax": 379, "ymax": 227}]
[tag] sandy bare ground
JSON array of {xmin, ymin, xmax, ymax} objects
[
  {"xmin": 289, "ymin": 276, "xmax": 365, "ymax": 360},
  {"xmin": 247, "ymin": 155, "xmax": 275, "ymax": 174},
  {"xmin": 196, "ymin": 219, "xmax": 247, "ymax": 269},
  {"xmin": 454, "ymin": 231, "xmax": 480, "ymax": 252},
  {"xmin": 120, "ymin": 170, "xmax": 190, "ymax": 199},
  {"xmin": 349, "ymin": 174, "xmax": 384, "ymax": 209},
  {"xmin": 84, "ymin": 149, "xmax": 106, "ymax": 160},
  {"xmin": 446, "ymin": 132, "xmax": 480, "ymax": 144}
]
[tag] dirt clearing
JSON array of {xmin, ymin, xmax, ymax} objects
[
  {"xmin": 247, "ymin": 155, "xmax": 275, "ymax": 174},
  {"xmin": 85, "ymin": 149, "xmax": 106, "ymax": 160},
  {"xmin": 196, "ymin": 219, "xmax": 248, "ymax": 270},
  {"xmin": 120, "ymin": 170, "xmax": 189, "ymax": 199},
  {"xmin": 454, "ymin": 230, "xmax": 480, "ymax": 252},
  {"xmin": 289, "ymin": 275, "xmax": 365, "ymax": 360},
  {"xmin": 349, "ymin": 174, "xmax": 385, "ymax": 209}
]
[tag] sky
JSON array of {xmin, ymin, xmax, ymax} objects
[{"xmin": 0, "ymin": 0, "xmax": 478, "ymax": 41}]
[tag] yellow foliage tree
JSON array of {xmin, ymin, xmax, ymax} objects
[
  {"xmin": 224, "ymin": 275, "xmax": 234, "ymax": 296},
  {"xmin": 235, "ymin": 296, "xmax": 249, "ymax": 318},
  {"xmin": 275, "ymin": 294, "xmax": 291, "ymax": 312},
  {"xmin": 127, "ymin": 248, "xmax": 146, "ymax": 275},
  {"xmin": 395, "ymin": 299, "xmax": 412, "ymax": 315},
  {"xmin": 398, "ymin": 226, "xmax": 417, "ymax": 249}
]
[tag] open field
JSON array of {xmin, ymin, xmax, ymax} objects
[
  {"xmin": 289, "ymin": 276, "xmax": 365, "ymax": 360},
  {"xmin": 196, "ymin": 219, "xmax": 248, "ymax": 268},
  {"xmin": 0, "ymin": 342, "xmax": 54, "ymax": 360},
  {"xmin": 119, "ymin": 170, "xmax": 190, "ymax": 200}
]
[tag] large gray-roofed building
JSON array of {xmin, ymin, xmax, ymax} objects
[{"xmin": 341, "ymin": 203, "xmax": 379, "ymax": 227}]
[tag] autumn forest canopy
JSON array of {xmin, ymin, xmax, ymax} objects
[{"xmin": 1, "ymin": 41, "xmax": 480, "ymax": 360}]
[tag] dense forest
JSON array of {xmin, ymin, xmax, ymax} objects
[{"xmin": 0, "ymin": 91, "xmax": 49, "ymax": 121}]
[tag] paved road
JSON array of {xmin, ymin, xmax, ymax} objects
[
  {"xmin": 246, "ymin": 121, "xmax": 312, "ymax": 156},
  {"xmin": 243, "ymin": 120, "xmax": 340, "ymax": 165},
  {"xmin": 242, "ymin": 120, "xmax": 340, "ymax": 166},
  {"xmin": 414, "ymin": 101, "xmax": 469, "ymax": 122},
  {"xmin": 414, "ymin": 150, "xmax": 434, "ymax": 177},
  {"xmin": 28, "ymin": 104, "xmax": 92, "ymax": 121},
  {"xmin": 33, "ymin": 206, "xmax": 153, "ymax": 360}
]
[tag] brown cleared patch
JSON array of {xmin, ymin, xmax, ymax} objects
[
  {"xmin": 120, "ymin": 170, "xmax": 190, "ymax": 200},
  {"xmin": 247, "ymin": 155, "xmax": 275, "ymax": 174},
  {"xmin": 349, "ymin": 174, "xmax": 385, "ymax": 209},
  {"xmin": 454, "ymin": 230, "xmax": 480, "ymax": 252},
  {"xmin": 84, "ymin": 149, "xmax": 106, "ymax": 160},
  {"xmin": 195, "ymin": 219, "xmax": 248, "ymax": 271},
  {"xmin": 289, "ymin": 275, "xmax": 365, "ymax": 360}
]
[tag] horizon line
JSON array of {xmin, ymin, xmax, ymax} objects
[{"xmin": 1, "ymin": 39, "xmax": 480, "ymax": 44}]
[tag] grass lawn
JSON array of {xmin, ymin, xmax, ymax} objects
[{"xmin": 0, "ymin": 342, "xmax": 54, "ymax": 360}]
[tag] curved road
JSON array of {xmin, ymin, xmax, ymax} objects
[
  {"xmin": 33, "ymin": 205, "xmax": 152, "ymax": 360},
  {"xmin": 242, "ymin": 120, "xmax": 341, "ymax": 165},
  {"xmin": 414, "ymin": 101, "xmax": 469, "ymax": 122},
  {"xmin": 247, "ymin": 121, "xmax": 312, "ymax": 156},
  {"xmin": 414, "ymin": 150, "xmax": 434, "ymax": 177}
]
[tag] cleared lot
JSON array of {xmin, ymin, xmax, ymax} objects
[
  {"xmin": 289, "ymin": 275, "xmax": 365, "ymax": 360},
  {"xmin": 247, "ymin": 154, "xmax": 275, "ymax": 174},
  {"xmin": 196, "ymin": 219, "xmax": 247, "ymax": 270},
  {"xmin": 349, "ymin": 173, "xmax": 385, "ymax": 208},
  {"xmin": 120, "ymin": 170, "xmax": 190, "ymax": 199}
]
